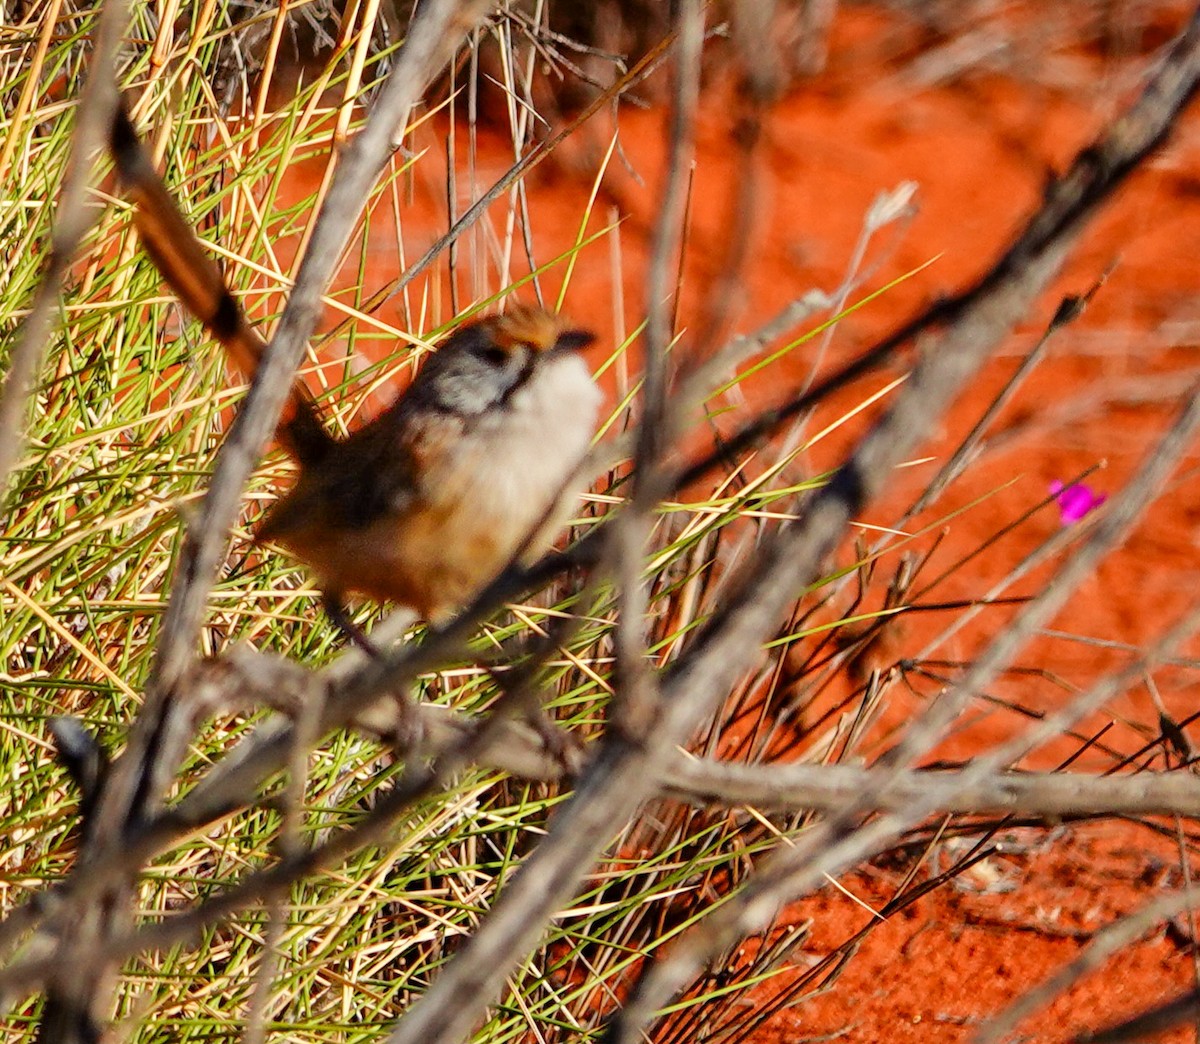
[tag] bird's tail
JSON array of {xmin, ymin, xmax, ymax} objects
[{"xmin": 108, "ymin": 105, "xmax": 333, "ymax": 466}]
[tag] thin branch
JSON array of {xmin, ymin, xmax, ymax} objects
[
  {"xmin": 12, "ymin": 9, "xmax": 128, "ymax": 1038},
  {"xmin": 611, "ymin": 0, "xmax": 702, "ymax": 736},
  {"xmin": 975, "ymin": 890, "xmax": 1200, "ymax": 1044},
  {"xmin": 26, "ymin": 5, "xmax": 495, "ymax": 1041},
  {"xmin": 670, "ymin": 7, "xmax": 1200, "ymax": 496},
  {"xmin": 144, "ymin": 0, "xmax": 496, "ymax": 708},
  {"xmin": 1074, "ymin": 988, "xmax": 1200, "ymax": 1044},
  {"xmin": 897, "ymin": 269, "xmax": 1111, "ymax": 528},
  {"xmin": 610, "ymin": 389, "xmax": 1200, "ymax": 1044},
  {"xmin": 664, "ymin": 758, "xmax": 1200, "ymax": 816},
  {"xmin": 0, "ymin": 4, "xmax": 125, "ymax": 504},
  {"xmin": 357, "ymin": 27, "xmax": 678, "ymax": 323},
  {"xmin": 608, "ymin": 10, "xmax": 1200, "ymax": 1038}
]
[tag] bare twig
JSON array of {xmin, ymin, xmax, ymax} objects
[
  {"xmin": 4, "ymin": 8, "xmax": 129, "ymax": 1041},
  {"xmin": 26, "ymin": 5, "xmax": 495, "ymax": 1041},
  {"xmin": 664, "ymin": 757, "xmax": 1200, "ymax": 817},
  {"xmin": 610, "ymin": 387, "xmax": 1200, "ymax": 1043},
  {"xmin": 11, "ymin": 8, "xmax": 1200, "ymax": 1043},
  {"xmin": 976, "ymin": 890, "xmax": 1200, "ymax": 1044},
  {"xmin": 0, "ymin": 4, "xmax": 125, "ymax": 505},
  {"xmin": 611, "ymin": 0, "xmax": 702, "ymax": 737},
  {"xmin": 144, "ymin": 0, "xmax": 496, "ymax": 710},
  {"xmin": 898, "ymin": 269, "xmax": 1111, "ymax": 528},
  {"xmin": 1074, "ymin": 988, "xmax": 1200, "ymax": 1044},
  {"xmin": 607, "ymin": 10, "xmax": 1200, "ymax": 1038}
]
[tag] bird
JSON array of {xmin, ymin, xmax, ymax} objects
[{"xmin": 108, "ymin": 106, "xmax": 602, "ymax": 644}]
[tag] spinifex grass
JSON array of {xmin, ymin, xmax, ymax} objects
[{"xmin": 0, "ymin": 5, "xmax": 1158, "ymax": 1044}]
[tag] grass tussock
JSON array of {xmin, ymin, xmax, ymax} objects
[{"xmin": 3, "ymin": 3, "xmax": 1200, "ymax": 1043}]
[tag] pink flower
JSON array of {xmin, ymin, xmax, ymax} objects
[{"xmin": 1049, "ymin": 480, "xmax": 1106, "ymax": 525}]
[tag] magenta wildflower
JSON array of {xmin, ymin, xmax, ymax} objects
[{"xmin": 1049, "ymin": 480, "xmax": 1106, "ymax": 525}]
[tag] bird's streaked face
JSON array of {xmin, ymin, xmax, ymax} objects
[{"xmin": 413, "ymin": 308, "xmax": 596, "ymax": 418}]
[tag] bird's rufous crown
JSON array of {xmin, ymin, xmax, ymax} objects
[{"xmin": 491, "ymin": 306, "xmax": 572, "ymax": 353}]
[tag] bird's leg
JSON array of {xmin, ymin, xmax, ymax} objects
[
  {"xmin": 482, "ymin": 662, "xmax": 583, "ymax": 775},
  {"xmin": 322, "ymin": 593, "xmax": 381, "ymax": 658},
  {"xmin": 322, "ymin": 594, "xmax": 430, "ymax": 753}
]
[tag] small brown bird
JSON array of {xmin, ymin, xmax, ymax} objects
[{"xmin": 109, "ymin": 108, "xmax": 602, "ymax": 639}]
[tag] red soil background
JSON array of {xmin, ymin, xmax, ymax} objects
[
  {"xmin": 689, "ymin": 8, "xmax": 1200, "ymax": 1039},
  {"xmin": 570, "ymin": 7, "xmax": 1200, "ymax": 1040},
  {"xmin": 286, "ymin": 3, "xmax": 1200, "ymax": 1040}
]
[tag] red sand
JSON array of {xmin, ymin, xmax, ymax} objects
[
  {"xmin": 274, "ymin": 5, "xmax": 1200, "ymax": 1039},
  {"xmin": 567, "ymin": 11, "xmax": 1200, "ymax": 1038}
]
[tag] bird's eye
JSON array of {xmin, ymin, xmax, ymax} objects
[{"xmin": 480, "ymin": 345, "xmax": 509, "ymax": 367}]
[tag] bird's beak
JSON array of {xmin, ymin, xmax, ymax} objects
[{"xmin": 553, "ymin": 329, "xmax": 596, "ymax": 353}]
